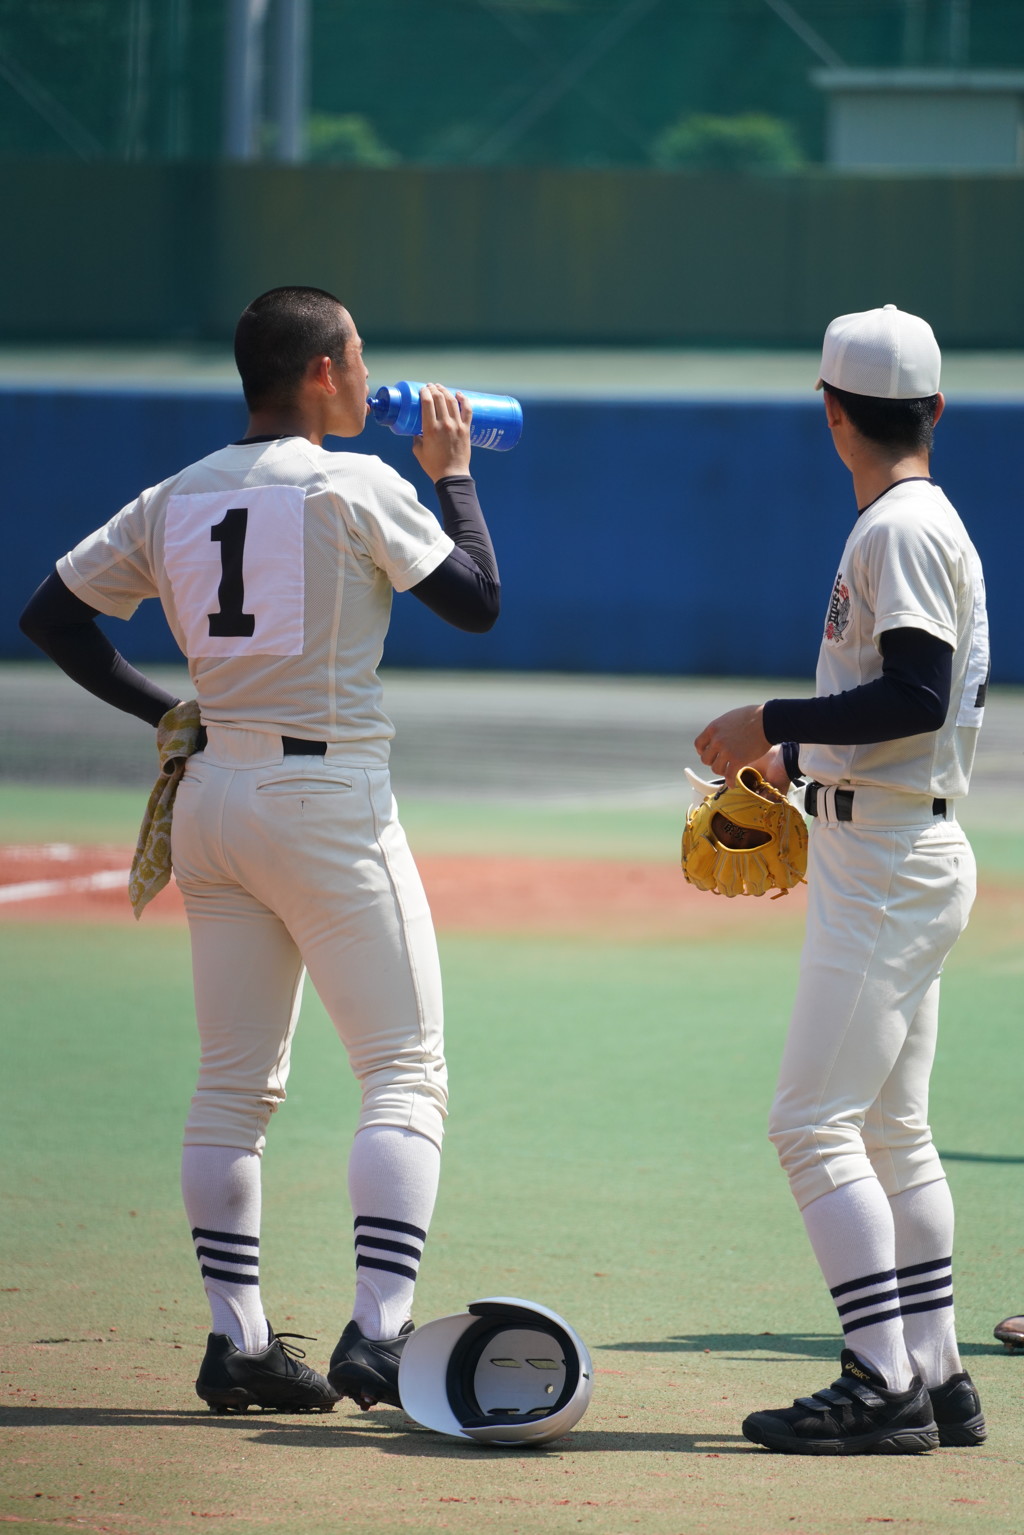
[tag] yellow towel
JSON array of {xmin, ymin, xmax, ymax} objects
[{"xmin": 129, "ymin": 699, "xmax": 203, "ymax": 919}]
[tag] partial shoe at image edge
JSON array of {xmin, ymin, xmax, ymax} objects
[
  {"xmin": 195, "ymin": 1328, "xmax": 338, "ymax": 1413},
  {"xmin": 993, "ymin": 1314, "xmax": 1024, "ymax": 1352},
  {"xmin": 328, "ymin": 1319, "xmax": 414, "ymax": 1410}
]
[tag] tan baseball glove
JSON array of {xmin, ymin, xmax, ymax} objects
[{"xmin": 681, "ymin": 765, "xmax": 808, "ymax": 898}]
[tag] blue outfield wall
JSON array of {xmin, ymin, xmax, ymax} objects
[{"xmin": 2, "ymin": 389, "xmax": 1021, "ymax": 684}]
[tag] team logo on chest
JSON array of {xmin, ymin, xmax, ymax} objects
[{"xmin": 824, "ymin": 572, "xmax": 851, "ymax": 643}]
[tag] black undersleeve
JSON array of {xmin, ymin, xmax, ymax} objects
[
  {"xmin": 19, "ymin": 571, "xmax": 180, "ymax": 727},
  {"xmin": 763, "ymin": 627, "xmax": 954, "ymax": 746},
  {"xmin": 409, "ymin": 475, "xmax": 500, "ymax": 633}
]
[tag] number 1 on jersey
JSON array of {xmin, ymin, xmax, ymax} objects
[{"xmin": 208, "ymin": 507, "xmax": 256, "ymax": 637}]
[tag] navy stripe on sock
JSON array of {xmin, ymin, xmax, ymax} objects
[
  {"xmin": 194, "ymin": 1245, "xmax": 259, "ymax": 1267},
  {"xmin": 354, "ymin": 1234, "xmax": 423, "ymax": 1262},
  {"xmin": 836, "ymin": 1286, "xmax": 899, "ymax": 1317},
  {"xmin": 900, "ymin": 1295, "xmax": 954, "ymax": 1318},
  {"xmin": 894, "ymin": 1255, "xmax": 951, "ymax": 1281},
  {"xmin": 191, "ymin": 1227, "xmax": 259, "ymax": 1248},
  {"xmin": 841, "ymin": 1305, "xmax": 904, "ymax": 1335},
  {"xmin": 830, "ymin": 1268, "xmax": 896, "ymax": 1299},
  {"xmin": 201, "ymin": 1263, "xmax": 261, "ymax": 1286},
  {"xmin": 354, "ymin": 1215, "xmax": 427, "ymax": 1241},
  {"xmin": 356, "ymin": 1254, "xmax": 419, "ymax": 1283},
  {"xmin": 897, "ymin": 1276, "xmax": 952, "ymax": 1300}
]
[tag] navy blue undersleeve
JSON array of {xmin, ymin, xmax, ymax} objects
[
  {"xmin": 763, "ymin": 627, "xmax": 954, "ymax": 747},
  {"xmin": 409, "ymin": 475, "xmax": 500, "ymax": 633},
  {"xmin": 19, "ymin": 571, "xmax": 180, "ymax": 727}
]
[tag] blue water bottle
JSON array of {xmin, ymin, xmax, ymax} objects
[{"xmin": 368, "ymin": 380, "xmax": 523, "ymax": 451}]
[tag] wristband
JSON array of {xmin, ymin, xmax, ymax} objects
[{"xmin": 782, "ymin": 741, "xmax": 805, "ymax": 787}]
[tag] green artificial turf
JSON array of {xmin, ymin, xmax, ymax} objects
[
  {"xmin": 3, "ymin": 780, "xmax": 1023, "ymax": 879},
  {"xmin": 0, "ymin": 782, "xmax": 148, "ymax": 846},
  {"xmin": 0, "ymin": 781, "xmax": 687, "ymax": 863},
  {"xmin": 2, "ymin": 900, "xmax": 1022, "ymax": 1534}
]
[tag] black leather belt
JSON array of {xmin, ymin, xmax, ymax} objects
[
  {"xmin": 804, "ymin": 783, "xmax": 946, "ymax": 820},
  {"xmin": 282, "ymin": 736, "xmax": 328, "ymax": 756}
]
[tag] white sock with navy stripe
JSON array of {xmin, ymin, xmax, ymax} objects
[
  {"xmin": 801, "ymin": 1177, "xmax": 914, "ymax": 1391},
  {"xmin": 181, "ymin": 1145, "xmax": 269, "ymax": 1354},
  {"xmin": 890, "ymin": 1180, "xmax": 962, "ymax": 1388},
  {"xmin": 347, "ymin": 1125, "xmax": 440, "ymax": 1340}
]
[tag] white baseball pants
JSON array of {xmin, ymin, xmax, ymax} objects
[
  {"xmin": 170, "ymin": 727, "xmax": 447, "ymax": 1155},
  {"xmin": 768, "ymin": 794, "xmax": 976, "ymax": 1210}
]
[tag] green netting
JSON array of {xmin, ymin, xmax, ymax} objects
[{"xmin": 2, "ymin": 0, "xmax": 1022, "ymax": 167}]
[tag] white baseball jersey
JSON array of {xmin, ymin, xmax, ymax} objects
[
  {"xmin": 799, "ymin": 479, "xmax": 989, "ymax": 800},
  {"xmin": 57, "ymin": 438, "xmax": 454, "ymax": 763}
]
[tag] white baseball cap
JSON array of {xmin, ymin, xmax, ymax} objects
[
  {"xmin": 815, "ymin": 304, "xmax": 941, "ymax": 399},
  {"xmin": 397, "ymin": 1296, "xmax": 594, "ymax": 1447}
]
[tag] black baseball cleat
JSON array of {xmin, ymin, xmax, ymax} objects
[
  {"xmin": 195, "ymin": 1327, "xmax": 338, "ymax": 1413},
  {"xmin": 741, "ymin": 1350, "xmax": 939, "ymax": 1456},
  {"xmin": 327, "ymin": 1319, "xmax": 414, "ymax": 1409},
  {"xmin": 928, "ymin": 1371, "xmax": 987, "ymax": 1447}
]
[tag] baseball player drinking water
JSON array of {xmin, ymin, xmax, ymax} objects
[
  {"xmin": 20, "ymin": 286, "xmax": 501, "ymax": 1413},
  {"xmin": 695, "ymin": 305, "xmax": 989, "ymax": 1456}
]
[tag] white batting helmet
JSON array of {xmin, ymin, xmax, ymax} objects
[{"xmin": 398, "ymin": 1297, "xmax": 593, "ymax": 1446}]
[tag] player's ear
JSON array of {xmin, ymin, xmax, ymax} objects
[
  {"xmin": 822, "ymin": 389, "xmax": 844, "ymax": 431},
  {"xmin": 932, "ymin": 392, "xmax": 945, "ymax": 428},
  {"xmin": 311, "ymin": 355, "xmax": 336, "ymax": 395}
]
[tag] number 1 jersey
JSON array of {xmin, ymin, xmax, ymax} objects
[{"xmin": 57, "ymin": 437, "xmax": 454, "ymax": 761}]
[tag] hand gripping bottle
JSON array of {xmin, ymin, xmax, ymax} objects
[{"xmin": 367, "ymin": 381, "xmax": 523, "ymax": 451}]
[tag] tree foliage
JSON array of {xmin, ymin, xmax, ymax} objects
[
  {"xmin": 652, "ymin": 112, "xmax": 804, "ymax": 172},
  {"xmin": 305, "ymin": 113, "xmax": 398, "ymax": 166}
]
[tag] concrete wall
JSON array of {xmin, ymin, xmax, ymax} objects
[
  {"xmin": 3, "ymin": 388, "xmax": 1021, "ymax": 684},
  {"xmin": 1, "ymin": 163, "xmax": 1023, "ymax": 345}
]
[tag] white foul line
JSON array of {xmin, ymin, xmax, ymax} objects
[{"xmin": 0, "ymin": 868, "xmax": 131, "ymax": 905}]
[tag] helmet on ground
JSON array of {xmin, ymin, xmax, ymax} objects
[{"xmin": 398, "ymin": 1296, "xmax": 593, "ymax": 1446}]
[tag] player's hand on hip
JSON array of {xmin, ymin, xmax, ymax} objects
[
  {"xmin": 413, "ymin": 384, "xmax": 473, "ymax": 482},
  {"xmin": 694, "ymin": 704, "xmax": 769, "ymax": 786}
]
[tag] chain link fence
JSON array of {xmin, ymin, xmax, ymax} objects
[{"xmin": 2, "ymin": 1, "xmax": 1022, "ymax": 168}]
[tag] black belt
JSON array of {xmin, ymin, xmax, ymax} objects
[
  {"xmin": 282, "ymin": 736, "xmax": 328, "ymax": 756},
  {"xmin": 804, "ymin": 783, "xmax": 946, "ymax": 821}
]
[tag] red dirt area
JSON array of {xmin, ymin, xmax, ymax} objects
[{"xmin": 0, "ymin": 842, "xmax": 807, "ymax": 936}]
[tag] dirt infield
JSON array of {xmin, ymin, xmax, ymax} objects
[{"xmin": 0, "ymin": 843, "xmax": 808, "ymax": 936}]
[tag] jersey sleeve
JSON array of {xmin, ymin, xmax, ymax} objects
[
  {"xmin": 340, "ymin": 457, "xmax": 454, "ymax": 592},
  {"xmin": 56, "ymin": 491, "xmax": 160, "ymax": 619},
  {"xmin": 857, "ymin": 513, "xmax": 958, "ymax": 651}
]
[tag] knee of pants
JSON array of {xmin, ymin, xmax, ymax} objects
[
  {"xmin": 184, "ymin": 1087, "xmax": 282, "ymax": 1156},
  {"xmin": 358, "ymin": 1065, "xmax": 448, "ymax": 1152},
  {"xmin": 863, "ymin": 1135, "xmax": 946, "ymax": 1199},
  {"xmin": 768, "ymin": 1114, "xmax": 875, "ymax": 1211}
]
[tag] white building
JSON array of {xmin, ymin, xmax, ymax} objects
[{"xmin": 812, "ymin": 69, "xmax": 1024, "ymax": 170}]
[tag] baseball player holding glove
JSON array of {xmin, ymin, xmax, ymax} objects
[
  {"xmin": 20, "ymin": 287, "xmax": 500, "ymax": 1414},
  {"xmin": 695, "ymin": 306, "xmax": 989, "ymax": 1456}
]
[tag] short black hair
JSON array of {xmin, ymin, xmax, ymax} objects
[
  {"xmin": 822, "ymin": 383, "xmax": 939, "ymax": 455},
  {"xmin": 234, "ymin": 286, "xmax": 351, "ymax": 409}
]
